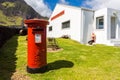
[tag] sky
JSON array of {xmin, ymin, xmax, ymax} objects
[{"xmin": 24, "ymin": 0, "xmax": 120, "ymax": 17}]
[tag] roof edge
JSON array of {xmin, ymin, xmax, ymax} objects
[{"xmin": 57, "ymin": 3, "xmax": 94, "ymax": 12}]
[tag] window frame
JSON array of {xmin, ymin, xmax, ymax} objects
[
  {"xmin": 62, "ymin": 20, "xmax": 70, "ymax": 29},
  {"xmin": 96, "ymin": 16, "xmax": 104, "ymax": 29},
  {"xmin": 48, "ymin": 26, "xmax": 52, "ymax": 31}
]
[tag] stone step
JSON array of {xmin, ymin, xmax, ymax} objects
[{"xmin": 110, "ymin": 39, "xmax": 120, "ymax": 46}]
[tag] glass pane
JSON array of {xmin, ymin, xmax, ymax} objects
[{"xmin": 62, "ymin": 21, "xmax": 70, "ymax": 29}]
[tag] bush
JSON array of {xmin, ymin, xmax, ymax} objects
[
  {"xmin": 19, "ymin": 28, "xmax": 27, "ymax": 35},
  {"xmin": 61, "ymin": 35, "xmax": 70, "ymax": 39}
]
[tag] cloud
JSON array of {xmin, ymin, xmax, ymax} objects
[
  {"xmin": 82, "ymin": 0, "xmax": 120, "ymax": 10},
  {"xmin": 24, "ymin": 0, "xmax": 52, "ymax": 17},
  {"xmin": 59, "ymin": 0, "xmax": 69, "ymax": 5}
]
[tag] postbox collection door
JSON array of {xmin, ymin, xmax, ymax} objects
[{"xmin": 34, "ymin": 29, "xmax": 46, "ymax": 67}]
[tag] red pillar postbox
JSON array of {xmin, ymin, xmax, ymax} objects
[{"xmin": 24, "ymin": 19, "xmax": 49, "ymax": 73}]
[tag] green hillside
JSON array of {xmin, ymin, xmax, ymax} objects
[
  {"xmin": 0, "ymin": 0, "xmax": 48, "ymax": 26},
  {"xmin": 0, "ymin": 1, "xmax": 23, "ymax": 26},
  {"xmin": 0, "ymin": 10, "xmax": 22, "ymax": 26},
  {"xmin": 1, "ymin": 1, "xmax": 15, "ymax": 8}
]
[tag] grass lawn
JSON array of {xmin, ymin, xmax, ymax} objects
[{"xmin": 0, "ymin": 35, "xmax": 120, "ymax": 80}]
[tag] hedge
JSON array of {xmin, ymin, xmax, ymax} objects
[{"xmin": 0, "ymin": 26, "xmax": 21, "ymax": 48}]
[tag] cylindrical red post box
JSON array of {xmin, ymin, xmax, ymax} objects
[{"xmin": 24, "ymin": 19, "xmax": 48, "ymax": 73}]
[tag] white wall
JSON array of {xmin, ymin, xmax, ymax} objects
[
  {"xmin": 47, "ymin": 4, "xmax": 120, "ymax": 46},
  {"xmin": 47, "ymin": 4, "xmax": 94, "ymax": 43},
  {"xmin": 94, "ymin": 8, "xmax": 120, "ymax": 45},
  {"xmin": 81, "ymin": 9, "xmax": 94, "ymax": 43},
  {"xmin": 107, "ymin": 8, "xmax": 120, "ymax": 39},
  {"xmin": 47, "ymin": 4, "xmax": 82, "ymax": 42},
  {"xmin": 94, "ymin": 8, "xmax": 109, "ymax": 44}
]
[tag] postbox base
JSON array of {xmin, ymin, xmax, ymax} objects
[{"xmin": 27, "ymin": 66, "xmax": 47, "ymax": 73}]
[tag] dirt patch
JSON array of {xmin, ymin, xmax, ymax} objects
[
  {"xmin": 47, "ymin": 48, "xmax": 63, "ymax": 52},
  {"xmin": 11, "ymin": 72, "xmax": 31, "ymax": 80},
  {"xmin": 0, "ymin": 21, "xmax": 6, "ymax": 24}
]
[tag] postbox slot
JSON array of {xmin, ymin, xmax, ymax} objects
[{"xmin": 32, "ymin": 28, "xmax": 44, "ymax": 31}]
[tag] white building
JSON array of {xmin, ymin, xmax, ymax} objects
[{"xmin": 47, "ymin": 4, "xmax": 120, "ymax": 46}]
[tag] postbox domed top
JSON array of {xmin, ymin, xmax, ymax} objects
[{"xmin": 24, "ymin": 19, "xmax": 49, "ymax": 27}]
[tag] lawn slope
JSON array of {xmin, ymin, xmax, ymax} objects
[{"xmin": 0, "ymin": 36, "xmax": 120, "ymax": 80}]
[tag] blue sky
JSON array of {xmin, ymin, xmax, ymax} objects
[
  {"xmin": 24, "ymin": 0, "xmax": 120, "ymax": 17},
  {"xmin": 44, "ymin": 0, "xmax": 86, "ymax": 10}
]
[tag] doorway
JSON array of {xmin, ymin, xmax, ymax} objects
[{"xmin": 111, "ymin": 17, "xmax": 116, "ymax": 39}]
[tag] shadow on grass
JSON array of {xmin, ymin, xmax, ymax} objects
[
  {"xmin": 44, "ymin": 60, "xmax": 74, "ymax": 73},
  {"xmin": 0, "ymin": 36, "xmax": 18, "ymax": 80}
]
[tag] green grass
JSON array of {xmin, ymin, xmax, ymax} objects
[{"xmin": 0, "ymin": 35, "xmax": 120, "ymax": 80}]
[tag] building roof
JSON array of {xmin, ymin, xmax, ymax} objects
[{"xmin": 57, "ymin": 4, "xmax": 94, "ymax": 12}]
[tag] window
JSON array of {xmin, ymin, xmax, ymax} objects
[
  {"xmin": 96, "ymin": 17, "xmax": 104, "ymax": 29},
  {"xmin": 62, "ymin": 20, "xmax": 70, "ymax": 29},
  {"xmin": 49, "ymin": 26, "xmax": 52, "ymax": 31}
]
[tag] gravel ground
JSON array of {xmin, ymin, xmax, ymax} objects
[{"xmin": 11, "ymin": 72, "xmax": 31, "ymax": 80}]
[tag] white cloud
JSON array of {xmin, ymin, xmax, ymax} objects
[
  {"xmin": 59, "ymin": 0, "xmax": 69, "ymax": 5},
  {"xmin": 83, "ymin": 0, "xmax": 120, "ymax": 10},
  {"xmin": 24, "ymin": 0, "xmax": 52, "ymax": 17}
]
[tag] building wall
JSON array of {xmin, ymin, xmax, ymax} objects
[
  {"xmin": 47, "ymin": 4, "xmax": 82, "ymax": 42},
  {"xmin": 81, "ymin": 9, "xmax": 94, "ymax": 44},
  {"xmin": 94, "ymin": 8, "xmax": 109, "ymax": 44},
  {"xmin": 47, "ymin": 4, "xmax": 94, "ymax": 43},
  {"xmin": 107, "ymin": 8, "xmax": 120, "ymax": 39},
  {"xmin": 94, "ymin": 8, "xmax": 120, "ymax": 45},
  {"xmin": 47, "ymin": 4, "xmax": 120, "ymax": 46}
]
